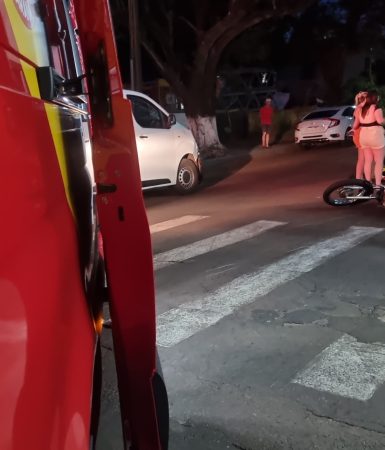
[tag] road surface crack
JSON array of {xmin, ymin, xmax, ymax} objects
[
  {"xmin": 305, "ymin": 407, "xmax": 385, "ymax": 436},
  {"xmin": 158, "ymin": 259, "xmax": 186, "ymax": 264},
  {"xmin": 101, "ymin": 344, "xmax": 113, "ymax": 351},
  {"xmin": 232, "ymin": 444, "xmax": 253, "ymax": 450}
]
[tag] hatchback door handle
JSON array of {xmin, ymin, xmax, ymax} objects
[{"xmin": 139, "ymin": 135, "xmax": 148, "ymax": 139}]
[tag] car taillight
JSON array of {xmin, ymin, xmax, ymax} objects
[{"xmin": 328, "ymin": 118, "xmax": 340, "ymax": 128}]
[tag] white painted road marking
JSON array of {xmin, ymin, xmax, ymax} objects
[
  {"xmin": 292, "ymin": 334, "xmax": 385, "ymax": 401},
  {"xmin": 150, "ymin": 215, "xmax": 208, "ymax": 234},
  {"xmin": 157, "ymin": 226, "xmax": 383, "ymax": 347},
  {"xmin": 154, "ymin": 220, "xmax": 286, "ymax": 270}
]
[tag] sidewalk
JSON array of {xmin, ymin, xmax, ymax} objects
[{"xmin": 201, "ymin": 141, "xmax": 302, "ymax": 163}]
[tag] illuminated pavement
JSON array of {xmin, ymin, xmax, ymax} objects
[{"xmin": 98, "ymin": 143, "xmax": 385, "ymax": 450}]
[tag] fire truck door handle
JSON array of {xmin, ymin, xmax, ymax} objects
[{"xmin": 97, "ymin": 183, "xmax": 117, "ymax": 194}]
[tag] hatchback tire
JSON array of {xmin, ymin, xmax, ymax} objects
[{"xmin": 175, "ymin": 159, "xmax": 199, "ymax": 194}]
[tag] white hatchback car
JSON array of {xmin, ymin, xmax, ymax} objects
[
  {"xmin": 295, "ymin": 105, "xmax": 355, "ymax": 147},
  {"xmin": 123, "ymin": 89, "xmax": 201, "ymax": 193}
]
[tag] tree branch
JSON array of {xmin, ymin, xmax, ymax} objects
[
  {"xmin": 141, "ymin": 37, "xmax": 187, "ymax": 97},
  {"xmin": 141, "ymin": 39, "xmax": 166, "ymax": 73},
  {"xmin": 194, "ymin": 1, "xmax": 209, "ymax": 31},
  {"xmin": 141, "ymin": 16, "xmax": 178, "ymax": 66},
  {"xmin": 139, "ymin": 0, "xmax": 316, "ymax": 110},
  {"xmin": 194, "ymin": 0, "xmax": 315, "ymax": 75},
  {"xmin": 229, "ymin": 0, "xmax": 241, "ymax": 13},
  {"xmin": 177, "ymin": 16, "xmax": 200, "ymax": 35}
]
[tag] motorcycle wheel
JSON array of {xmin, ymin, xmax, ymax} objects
[{"xmin": 323, "ymin": 179, "xmax": 373, "ymax": 207}]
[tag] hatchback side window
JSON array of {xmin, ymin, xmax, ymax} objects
[
  {"xmin": 128, "ymin": 96, "xmax": 166, "ymax": 129},
  {"xmin": 342, "ymin": 107, "xmax": 354, "ymax": 117}
]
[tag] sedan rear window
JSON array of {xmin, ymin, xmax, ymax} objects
[{"xmin": 303, "ymin": 110, "xmax": 339, "ymax": 120}]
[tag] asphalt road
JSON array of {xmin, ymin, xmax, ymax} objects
[{"xmin": 98, "ymin": 142, "xmax": 385, "ymax": 450}]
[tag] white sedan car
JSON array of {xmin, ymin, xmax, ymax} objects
[
  {"xmin": 123, "ymin": 89, "xmax": 201, "ymax": 193},
  {"xmin": 295, "ymin": 105, "xmax": 355, "ymax": 147}
]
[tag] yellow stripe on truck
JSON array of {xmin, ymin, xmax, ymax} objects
[
  {"xmin": 4, "ymin": 0, "xmax": 42, "ymax": 97},
  {"xmin": 4, "ymin": 0, "xmax": 75, "ymax": 215},
  {"xmin": 44, "ymin": 103, "xmax": 74, "ymax": 214},
  {"xmin": 19, "ymin": 59, "xmax": 42, "ymax": 98}
]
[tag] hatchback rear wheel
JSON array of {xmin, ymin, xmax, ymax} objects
[{"xmin": 175, "ymin": 159, "xmax": 199, "ymax": 194}]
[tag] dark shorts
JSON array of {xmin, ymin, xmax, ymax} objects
[{"xmin": 262, "ymin": 124, "xmax": 272, "ymax": 132}]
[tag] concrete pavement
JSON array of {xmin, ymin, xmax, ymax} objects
[{"xmin": 98, "ymin": 142, "xmax": 385, "ymax": 449}]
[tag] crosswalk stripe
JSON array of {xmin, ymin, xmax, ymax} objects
[
  {"xmin": 149, "ymin": 215, "xmax": 208, "ymax": 234},
  {"xmin": 292, "ymin": 334, "xmax": 385, "ymax": 401},
  {"xmin": 157, "ymin": 226, "xmax": 383, "ymax": 347},
  {"xmin": 154, "ymin": 220, "xmax": 286, "ymax": 270}
]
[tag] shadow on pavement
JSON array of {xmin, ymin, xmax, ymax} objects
[
  {"xmin": 143, "ymin": 147, "xmax": 253, "ymax": 201},
  {"xmin": 200, "ymin": 149, "xmax": 253, "ymax": 189}
]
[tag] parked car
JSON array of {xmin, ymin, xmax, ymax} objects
[
  {"xmin": 123, "ymin": 89, "xmax": 201, "ymax": 193},
  {"xmin": 295, "ymin": 105, "xmax": 355, "ymax": 147}
]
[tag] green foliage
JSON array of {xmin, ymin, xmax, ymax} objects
[
  {"xmin": 273, "ymin": 110, "xmax": 293, "ymax": 142},
  {"xmin": 343, "ymin": 76, "xmax": 385, "ymax": 109}
]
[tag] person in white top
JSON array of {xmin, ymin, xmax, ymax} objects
[
  {"xmin": 352, "ymin": 91, "xmax": 367, "ymax": 179},
  {"xmin": 353, "ymin": 90, "xmax": 385, "ymax": 187}
]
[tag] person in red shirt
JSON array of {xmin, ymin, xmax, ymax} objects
[{"xmin": 260, "ymin": 98, "xmax": 274, "ymax": 148}]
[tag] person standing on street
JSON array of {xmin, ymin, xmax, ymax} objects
[
  {"xmin": 260, "ymin": 98, "xmax": 274, "ymax": 148},
  {"xmin": 353, "ymin": 90, "xmax": 385, "ymax": 187},
  {"xmin": 353, "ymin": 91, "xmax": 367, "ymax": 179}
]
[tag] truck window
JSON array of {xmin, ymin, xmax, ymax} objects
[{"xmin": 42, "ymin": 0, "xmax": 83, "ymax": 79}]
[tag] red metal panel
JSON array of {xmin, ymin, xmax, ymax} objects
[
  {"xmin": 72, "ymin": 1, "xmax": 162, "ymax": 449},
  {"xmin": 0, "ymin": 69, "xmax": 95, "ymax": 450},
  {"xmin": 0, "ymin": 4, "xmax": 95, "ymax": 449},
  {"xmin": 0, "ymin": 5, "xmax": 29, "ymax": 95}
]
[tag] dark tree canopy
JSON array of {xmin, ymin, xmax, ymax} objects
[
  {"xmin": 109, "ymin": 0, "xmax": 385, "ymax": 147},
  {"xmin": 289, "ymin": 0, "xmax": 385, "ymax": 102},
  {"xmin": 220, "ymin": 0, "xmax": 385, "ymax": 103},
  {"xmin": 141, "ymin": 0, "xmax": 315, "ymax": 113},
  {"xmin": 111, "ymin": 0, "xmax": 315, "ymax": 117}
]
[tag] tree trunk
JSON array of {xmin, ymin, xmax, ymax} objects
[
  {"xmin": 187, "ymin": 116, "xmax": 224, "ymax": 157},
  {"xmin": 144, "ymin": 49, "xmax": 225, "ymax": 156},
  {"xmin": 181, "ymin": 66, "xmax": 225, "ymax": 157},
  {"xmin": 139, "ymin": 2, "xmax": 314, "ymax": 156}
]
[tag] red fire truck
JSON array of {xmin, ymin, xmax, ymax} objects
[{"xmin": 0, "ymin": 0, "xmax": 168, "ymax": 449}]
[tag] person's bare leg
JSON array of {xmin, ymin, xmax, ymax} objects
[
  {"xmin": 262, "ymin": 131, "xmax": 266, "ymax": 147},
  {"xmin": 355, "ymin": 148, "xmax": 365, "ymax": 179},
  {"xmin": 363, "ymin": 147, "xmax": 374, "ymax": 182},
  {"xmin": 266, "ymin": 132, "xmax": 270, "ymax": 148},
  {"xmin": 373, "ymin": 147, "xmax": 385, "ymax": 186}
]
